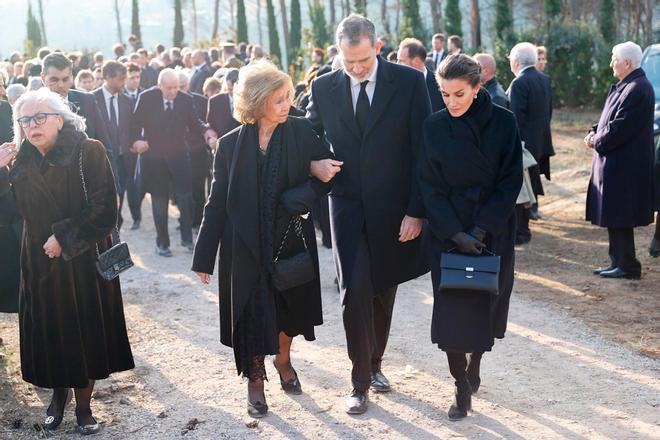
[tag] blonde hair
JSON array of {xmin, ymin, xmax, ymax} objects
[
  {"xmin": 13, "ymin": 88, "xmax": 86, "ymax": 146},
  {"xmin": 233, "ymin": 60, "xmax": 293, "ymax": 125}
]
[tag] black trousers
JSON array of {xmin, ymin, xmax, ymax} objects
[
  {"xmin": 342, "ymin": 232, "xmax": 397, "ymax": 392},
  {"xmin": 190, "ymin": 147, "xmax": 211, "ymax": 228},
  {"xmin": 607, "ymin": 228, "xmax": 641, "ymax": 274},
  {"xmin": 119, "ymin": 153, "xmax": 145, "ymax": 224},
  {"xmin": 515, "ymin": 204, "xmax": 531, "ymax": 240},
  {"xmin": 152, "ymin": 191, "xmax": 193, "ymax": 248}
]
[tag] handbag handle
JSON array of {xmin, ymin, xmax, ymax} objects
[
  {"xmin": 445, "ymin": 246, "xmax": 496, "ymax": 256},
  {"xmin": 79, "ymin": 146, "xmax": 121, "ymax": 257},
  {"xmin": 273, "ymin": 216, "xmax": 307, "ymax": 262}
]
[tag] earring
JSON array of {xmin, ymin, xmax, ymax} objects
[{"xmin": 473, "ymin": 95, "xmax": 477, "ymax": 100}]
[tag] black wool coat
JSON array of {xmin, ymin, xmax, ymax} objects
[
  {"xmin": 0, "ymin": 127, "xmax": 134, "ymax": 388},
  {"xmin": 484, "ymin": 77, "xmax": 510, "ymax": 109},
  {"xmin": 191, "ymin": 117, "xmax": 332, "ymax": 350},
  {"xmin": 207, "ymin": 92, "xmax": 240, "ymax": 139},
  {"xmin": 425, "ymin": 68, "xmax": 446, "ymax": 112},
  {"xmin": 586, "ymin": 68, "xmax": 656, "ymax": 228},
  {"xmin": 307, "ymin": 57, "xmax": 432, "ymax": 297},
  {"xmin": 418, "ymin": 90, "xmax": 522, "ymax": 352}
]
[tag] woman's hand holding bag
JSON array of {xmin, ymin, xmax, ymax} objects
[{"xmin": 450, "ymin": 231, "xmax": 486, "ymax": 255}]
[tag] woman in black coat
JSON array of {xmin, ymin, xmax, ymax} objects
[
  {"xmin": 0, "ymin": 89, "xmax": 134, "ymax": 435},
  {"xmin": 418, "ymin": 55, "xmax": 522, "ymax": 421},
  {"xmin": 192, "ymin": 61, "xmax": 335, "ymax": 418}
]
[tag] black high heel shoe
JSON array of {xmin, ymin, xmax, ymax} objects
[
  {"xmin": 43, "ymin": 389, "xmax": 72, "ymax": 431},
  {"xmin": 75, "ymin": 409, "xmax": 100, "ymax": 435},
  {"xmin": 273, "ymin": 360, "xmax": 302, "ymax": 395}
]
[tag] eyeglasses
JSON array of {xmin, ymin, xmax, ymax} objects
[{"xmin": 16, "ymin": 112, "xmax": 60, "ymax": 128}]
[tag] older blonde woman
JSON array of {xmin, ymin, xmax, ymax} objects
[
  {"xmin": 192, "ymin": 61, "xmax": 338, "ymax": 417},
  {"xmin": 0, "ymin": 88, "xmax": 134, "ymax": 435}
]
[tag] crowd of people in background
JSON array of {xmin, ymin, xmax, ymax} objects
[{"xmin": 0, "ymin": 11, "xmax": 658, "ymax": 434}]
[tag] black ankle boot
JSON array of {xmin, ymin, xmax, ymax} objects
[
  {"xmin": 448, "ymin": 380, "xmax": 472, "ymax": 421},
  {"xmin": 467, "ymin": 352, "xmax": 482, "ymax": 394}
]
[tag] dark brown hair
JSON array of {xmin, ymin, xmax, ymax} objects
[{"xmin": 436, "ymin": 54, "xmax": 481, "ymax": 87}]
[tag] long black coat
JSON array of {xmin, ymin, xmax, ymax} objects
[
  {"xmin": 307, "ymin": 57, "xmax": 431, "ymax": 297},
  {"xmin": 207, "ymin": 93, "xmax": 240, "ymax": 138},
  {"xmin": 586, "ymin": 68, "xmax": 655, "ymax": 228},
  {"xmin": 425, "ymin": 68, "xmax": 445, "ymax": 112},
  {"xmin": 131, "ymin": 88, "xmax": 208, "ymax": 195},
  {"xmin": 191, "ymin": 117, "xmax": 332, "ymax": 351},
  {"xmin": 507, "ymin": 67, "xmax": 554, "ymax": 180},
  {"xmin": 0, "ymin": 127, "xmax": 134, "ymax": 388},
  {"xmin": 418, "ymin": 90, "xmax": 522, "ymax": 352}
]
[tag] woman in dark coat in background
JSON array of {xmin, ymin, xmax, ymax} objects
[
  {"xmin": 192, "ymin": 61, "xmax": 335, "ymax": 418},
  {"xmin": 418, "ymin": 55, "xmax": 522, "ymax": 421},
  {"xmin": 0, "ymin": 89, "xmax": 134, "ymax": 435}
]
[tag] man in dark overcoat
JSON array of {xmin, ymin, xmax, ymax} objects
[
  {"xmin": 130, "ymin": 68, "xmax": 216, "ymax": 256},
  {"xmin": 585, "ymin": 42, "xmax": 655, "ymax": 279},
  {"xmin": 396, "ymin": 37, "xmax": 445, "ymax": 112},
  {"xmin": 189, "ymin": 50, "xmax": 213, "ymax": 95},
  {"xmin": 306, "ymin": 14, "xmax": 431, "ymax": 414},
  {"xmin": 207, "ymin": 69, "xmax": 240, "ymax": 139},
  {"xmin": 474, "ymin": 53, "xmax": 509, "ymax": 109}
]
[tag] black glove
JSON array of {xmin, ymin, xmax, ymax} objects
[
  {"xmin": 468, "ymin": 225, "xmax": 487, "ymax": 243},
  {"xmin": 451, "ymin": 232, "xmax": 486, "ymax": 255}
]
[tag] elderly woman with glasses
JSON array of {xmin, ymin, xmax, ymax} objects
[{"xmin": 0, "ymin": 88, "xmax": 134, "ymax": 435}]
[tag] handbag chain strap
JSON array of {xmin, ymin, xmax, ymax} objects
[
  {"xmin": 273, "ymin": 216, "xmax": 306, "ymax": 262},
  {"xmin": 79, "ymin": 146, "xmax": 120, "ymax": 257}
]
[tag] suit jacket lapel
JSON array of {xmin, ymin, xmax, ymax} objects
[
  {"xmin": 330, "ymin": 72, "xmax": 362, "ymax": 142},
  {"xmin": 363, "ymin": 58, "xmax": 396, "ymax": 138}
]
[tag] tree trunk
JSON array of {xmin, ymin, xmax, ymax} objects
[
  {"xmin": 278, "ymin": 0, "xmax": 290, "ymax": 67},
  {"xmin": 430, "ymin": 0, "xmax": 443, "ymax": 33},
  {"xmin": 257, "ymin": 0, "xmax": 264, "ymax": 45},
  {"xmin": 37, "ymin": 0, "xmax": 47, "ymax": 45},
  {"xmin": 229, "ymin": 0, "xmax": 236, "ymax": 34},
  {"xmin": 643, "ymin": 0, "xmax": 653, "ymax": 47},
  {"xmin": 212, "ymin": 0, "xmax": 220, "ymax": 39},
  {"xmin": 329, "ymin": 0, "xmax": 336, "ymax": 26},
  {"xmin": 470, "ymin": 0, "xmax": 481, "ymax": 49},
  {"xmin": 191, "ymin": 0, "xmax": 198, "ymax": 44},
  {"xmin": 345, "ymin": 0, "xmax": 351, "ymax": 16},
  {"xmin": 395, "ymin": 0, "xmax": 400, "ymax": 34},
  {"xmin": 114, "ymin": 0, "xmax": 124, "ymax": 44},
  {"xmin": 380, "ymin": 0, "xmax": 388, "ymax": 34}
]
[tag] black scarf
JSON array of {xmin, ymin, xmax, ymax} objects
[{"xmin": 447, "ymin": 87, "xmax": 493, "ymax": 153}]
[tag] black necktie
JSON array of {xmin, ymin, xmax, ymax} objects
[
  {"xmin": 165, "ymin": 100, "xmax": 172, "ymax": 112},
  {"xmin": 355, "ymin": 80, "xmax": 369, "ymax": 134}
]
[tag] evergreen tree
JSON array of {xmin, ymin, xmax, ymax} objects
[
  {"xmin": 25, "ymin": 2, "xmax": 42, "ymax": 55},
  {"xmin": 236, "ymin": 0, "xmax": 249, "ymax": 43},
  {"xmin": 544, "ymin": 0, "xmax": 561, "ymax": 22},
  {"xmin": 354, "ymin": 0, "xmax": 367, "ymax": 16},
  {"xmin": 494, "ymin": 0, "xmax": 512, "ymax": 40},
  {"xmin": 308, "ymin": 1, "xmax": 330, "ymax": 48},
  {"xmin": 599, "ymin": 0, "xmax": 615, "ymax": 44},
  {"xmin": 173, "ymin": 0, "xmax": 184, "ymax": 46},
  {"xmin": 290, "ymin": 0, "xmax": 302, "ymax": 55},
  {"xmin": 444, "ymin": 0, "xmax": 462, "ymax": 36},
  {"xmin": 399, "ymin": 0, "xmax": 425, "ymax": 41},
  {"xmin": 266, "ymin": 0, "xmax": 282, "ymax": 65},
  {"xmin": 131, "ymin": 0, "xmax": 141, "ymax": 41},
  {"xmin": 493, "ymin": 0, "xmax": 515, "ymax": 88}
]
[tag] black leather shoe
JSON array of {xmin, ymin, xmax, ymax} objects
[
  {"xmin": 515, "ymin": 234, "xmax": 531, "ymax": 245},
  {"xmin": 649, "ymin": 237, "xmax": 660, "ymax": 258},
  {"xmin": 180, "ymin": 241, "xmax": 194, "ymax": 252},
  {"xmin": 273, "ymin": 361, "xmax": 302, "ymax": 395},
  {"xmin": 75, "ymin": 409, "xmax": 100, "ymax": 435},
  {"xmin": 370, "ymin": 371, "xmax": 391, "ymax": 393},
  {"xmin": 528, "ymin": 205, "xmax": 541, "ymax": 221},
  {"xmin": 345, "ymin": 389, "xmax": 368, "ymax": 415},
  {"xmin": 448, "ymin": 381, "xmax": 472, "ymax": 421},
  {"xmin": 593, "ymin": 266, "xmax": 615, "ymax": 275},
  {"xmin": 43, "ymin": 389, "xmax": 72, "ymax": 431},
  {"xmin": 129, "ymin": 220, "xmax": 141, "ymax": 230},
  {"xmin": 156, "ymin": 245, "xmax": 173, "ymax": 257},
  {"xmin": 599, "ymin": 267, "xmax": 641, "ymax": 280}
]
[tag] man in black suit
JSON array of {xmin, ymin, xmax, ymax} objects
[
  {"xmin": 397, "ymin": 38, "xmax": 445, "ymax": 112},
  {"xmin": 131, "ymin": 69, "xmax": 216, "ymax": 256},
  {"xmin": 189, "ymin": 50, "xmax": 213, "ymax": 95},
  {"xmin": 137, "ymin": 48, "xmax": 159, "ymax": 89},
  {"xmin": 425, "ymin": 33, "xmax": 447, "ymax": 72},
  {"xmin": 507, "ymin": 42, "xmax": 554, "ymax": 244},
  {"xmin": 206, "ymin": 68, "xmax": 240, "ymax": 139},
  {"xmin": 123, "ymin": 62, "xmax": 144, "ymax": 103},
  {"xmin": 177, "ymin": 71, "xmax": 212, "ymax": 230},
  {"xmin": 41, "ymin": 53, "xmax": 117, "ymax": 185},
  {"xmin": 474, "ymin": 53, "xmax": 509, "ymax": 108},
  {"xmin": 306, "ymin": 14, "xmax": 431, "ymax": 414},
  {"xmin": 94, "ymin": 61, "xmax": 136, "ymax": 230}
]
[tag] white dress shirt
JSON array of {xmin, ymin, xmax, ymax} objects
[
  {"xmin": 101, "ymin": 86, "xmax": 119, "ymax": 123},
  {"xmin": 125, "ymin": 88, "xmax": 138, "ymax": 101},
  {"xmin": 348, "ymin": 57, "xmax": 379, "ymax": 113},
  {"xmin": 432, "ymin": 49, "xmax": 445, "ymax": 67},
  {"xmin": 163, "ymin": 98, "xmax": 174, "ymax": 111}
]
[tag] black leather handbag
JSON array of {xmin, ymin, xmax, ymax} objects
[
  {"xmin": 271, "ymin": 216, "xmax": 315, "ymax": 292},
  {"xmin": 79, "ymin": 147, "xmax": 134, "ymax": 281},
  {"xmin": 439, "ymin": 249, "xmax": 500, "ymax": 295}
]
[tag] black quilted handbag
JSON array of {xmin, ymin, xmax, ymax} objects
[
  {"xmin": 271, "ymin": 216, "xmax": 315, "ymax": 292},
  {"xmin": 79, "ymin": 147, "xmax": 134, "ymax": 281},
  {"xmin": 439, "ymin": 249, "xmax": 500, "ymax": 295}
]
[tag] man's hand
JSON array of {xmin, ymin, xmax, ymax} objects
[
  {"xmin": 131, "ymin": 140, "xmax": 149, "ymax": 154},
  {"xmin": 195, "ymin": 272, "xmax": 211, "ymax": 284},
  {"xmin": 399, "ymin": 216, "xmax": 423, "ymax": 242},
  {"xmin": 204, "ymin": 129, "xmax": 218, "ymax": 148},
  {"xmin": 43, "ymin": 234, "xmax": 62, "ymax": 259},
  {"xmin": 310, "ymin": 159, "xmax": 343, "ymax": 183},
  {"xmin": 584, "ymin": 132, "xmax": 595, "ymax": 149},
  {"xmin": 0, "ymin": 143, "xmax": 17, "ymax": 168}
]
